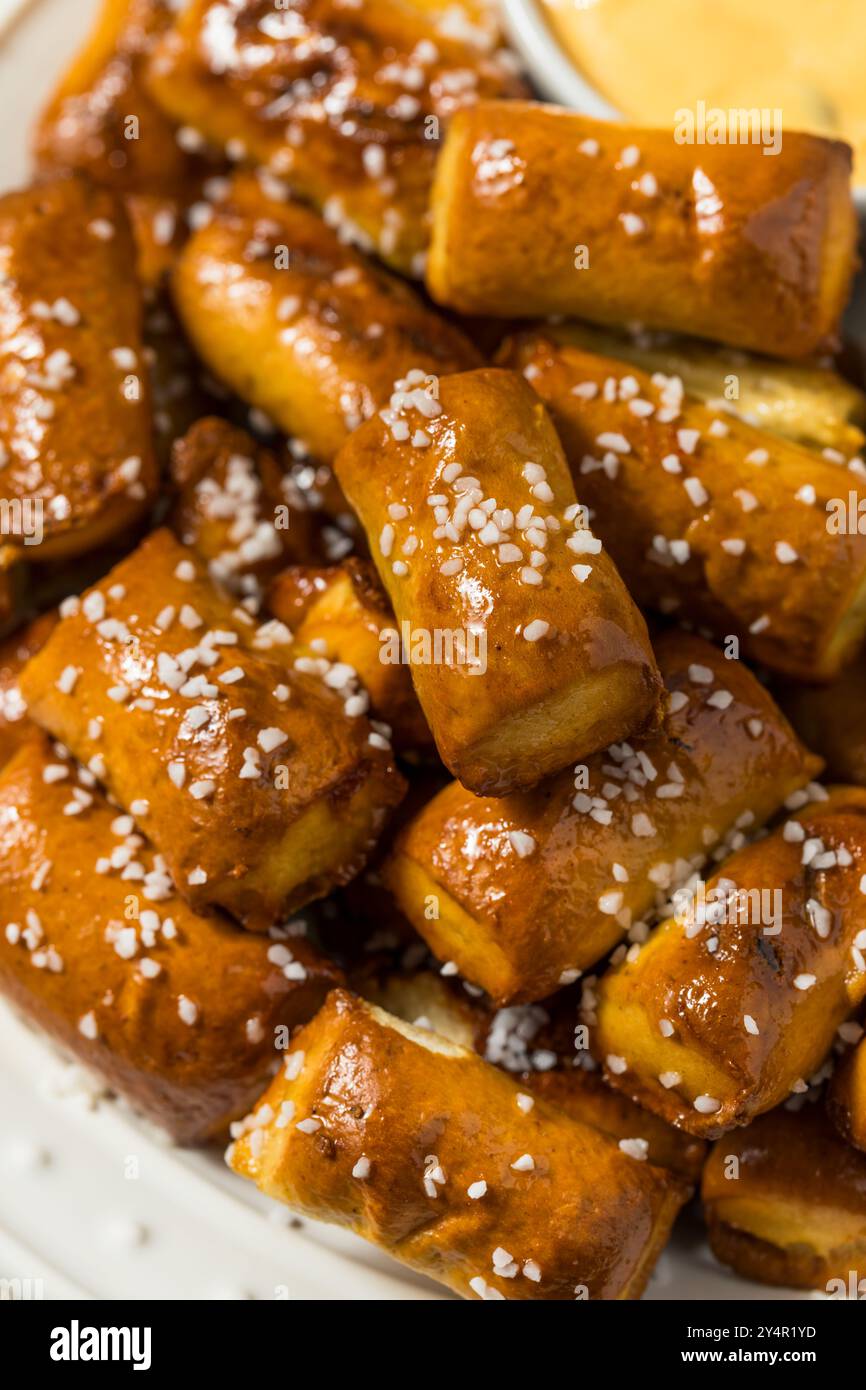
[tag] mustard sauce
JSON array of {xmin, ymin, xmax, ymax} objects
[{"xmin": 541, "ymin": 0, "xmax": 866, "ymax": 178}]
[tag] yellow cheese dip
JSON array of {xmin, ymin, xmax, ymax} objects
[{"xmin": 541, "ymin": 0, "xmax": 866, "ymax": 179}]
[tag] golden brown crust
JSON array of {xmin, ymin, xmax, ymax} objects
[
  {"xmin": 0, "ymin": 177, "xmax": 158, "ymax": 583},
  {"xmin": 827, "ymin": 1032, "xmax": 866, "ymax": 1153},
  {"xmin": 18, "ymin": 528, "xmax": 406, "ymax": 931},
  {"xmin": 32, "ymin": 0, "xmax": 217, "ymax": 286},
  {"xmin": 147, "ymin": 0, "xmax": 525, "ymax": 275},
  {"xmin": 228, "ymin": 989, "xmax": 689, "ymax": 1299},
  {"xmin": 0, "ymin": 730, "xmax": 339, "ymax": 1142},
  {"xmin": 525, "ymin": 1068, "xmax": 706, "ymax": 1185},
  {"xmin": 500, "ymin": 333, "xmax": 866, "ymax": 680},
  {"xmin": 540, "ymin": 321, "xmax": 866, "ymax": 456},
  {"xmin": 169, "ymin": 416, "xmax": 320, "ymax": 598},
  {"xmin": 334, "ymin": 366, "xmax": 664, "ymax": 795},
  {"xmin": 34, "ymin": 0, "xmax": 193, "ymax": 200},
  {"xmin": 0, "ymin": 611, "xmax": 58, "ymax": 768},
  {"xmin": 428, "ymin": 100, "xmax": 858, "ymax": 358},
  {"xmin": 702, "ymin": 1103, "xmax": 866, "ymax": 1290},
  {"xmin": 267, "ymin": 559, "xmax": 432, "ymax": 751},
  {"xmin": 353, "ymin": 964, "xmax": 706, "ymax": 1181},
  {"xmin": 270, "ymin": 557, "xmax": 391, "ymax": 630},
  {"xmin": 592, "ymin": 789, "xmax": 866, "ymax": 1137},
  {"xmin": 172, "ymin": 173, "xmax": 481, "ymax": 461},
  {"xmin": 384, "ymin": 631, "xmax": 821, "ymax": 1003}
]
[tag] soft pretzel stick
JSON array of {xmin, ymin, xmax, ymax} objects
[
  {"xmin": 228, "ymin": 989, "xmax": 689, "ymax": 1300},
  {"xmin": 19, "ymin": 529, "xmax": 405, "ymax": 930},
  {"xmin": 592, "ymin": 789, "xmax": 866, "ymax": 1138},
  {"xmin": 0, "ymin": 178, "xmax": 157, "ymax": 583},
  {"xmin": 500, "ymin": 333, "xmax": 866, "ymax": 679},
  {"xmin": 0, "ymin": 732, "xmax": 339, "ymax": 1142},
  {"xmin": 384, "ymin": 631, "xmax": 820, "ymax": 1004},
  {"xmin": 147, "ymin": 0, "xmax": 525, "ymax": 275},
  {"xmin": 358, "ymin": 964, "xmax": 707, "ymax": 1183},
  {"xmin": 33, "ymin": 0, "xmax": 211, "ymax": 287},
  {"xmin": 267, "ymin": 560, "xmax": 432, "ymax": 752},
  {"xmin": 333, "ymin": 366, "xmax": 663, "ymax": 795},
  {"xmin": 538, "ymin": 321, "xmax": 866, "ymax": 455},
  {"xmin": 702, "ymin": 1103, "xmax": 866, "ymax": 1291},
  {"xmin": 427, "ymin": 100, "xmax": 857, "ymax": 358},
  {"xmin": 172, "ymin": 173, "xmax": 481, "ymax": 461}
]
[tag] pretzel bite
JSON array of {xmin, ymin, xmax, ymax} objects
[
  {"xmin": 334, "ymin": 367, "xmax": 663, "ymax": 795},
  {"xmin": 228, "ymin": 989, "xmax": 688, "ymax": 1300},
  {"xmin": 427, "ymin": 101, "xmax": 857, "ymax": 358},
  {"xmin": 19, "ymin": 529, "xmax": 405, "ymax": 931},
  {"xmin": 267, "ymin": 559, "xmax": 432, "ymax": 751},
  {"xmin": 778, "ymin": 658, "xmax": 866, "ymax": 786},
  {"xmin": 34, "ymin": 0, "xmax": 182, "ymax": 192},
  {"xmin": 500, "ymin": 334, "xmax": 866, "ymax": 680},
  {"xmin": 169, "ymin": 417, "xmax": 319, "ymax": 601},
  {"xmin": 0, "ymin": 731, "xmax": 338, "ymax": 1142},
  {"xmin": 354, "ymin": 966, "xmax": 704, "ymax": 1180},
  {"xmin": 0, "ymin": 179, "xmax": 157, "ymax": 595},
  {"xmin": 591, "ymin": 788, "xmax": 866, "ymax": 1138},
  {"xmin": 384, "ymin": 631, "xmax": 820, "ymax": 1003},
  {"xmin": 541, "ymin": 321, "xmax": 866, "ymax": 456},
  {"xmin": 0, "ymin": 611, "xmax": 58, "ymax": 769},
  {"xmin": 33, "ymin": 0, "xmax": 215, "ymax": 286},
  {"xmin": 827, "ymin": 1029, "xmax": 866, "ymax": 1153},
  {"xmin": 172, "ymin": 174, "xmax": 481, "ymax": 462},
  {"xmin": 146, "ymin": 0, "xmax": 524, "ymax": 276},
  {"xmin": 702, "ymin": 1102, "xmax": 866, "ymax": 1291}
]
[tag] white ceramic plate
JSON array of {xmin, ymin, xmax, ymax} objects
[{"xmin": 0, "ymin": 0, "xmax": 821, "ymax": 1302}]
